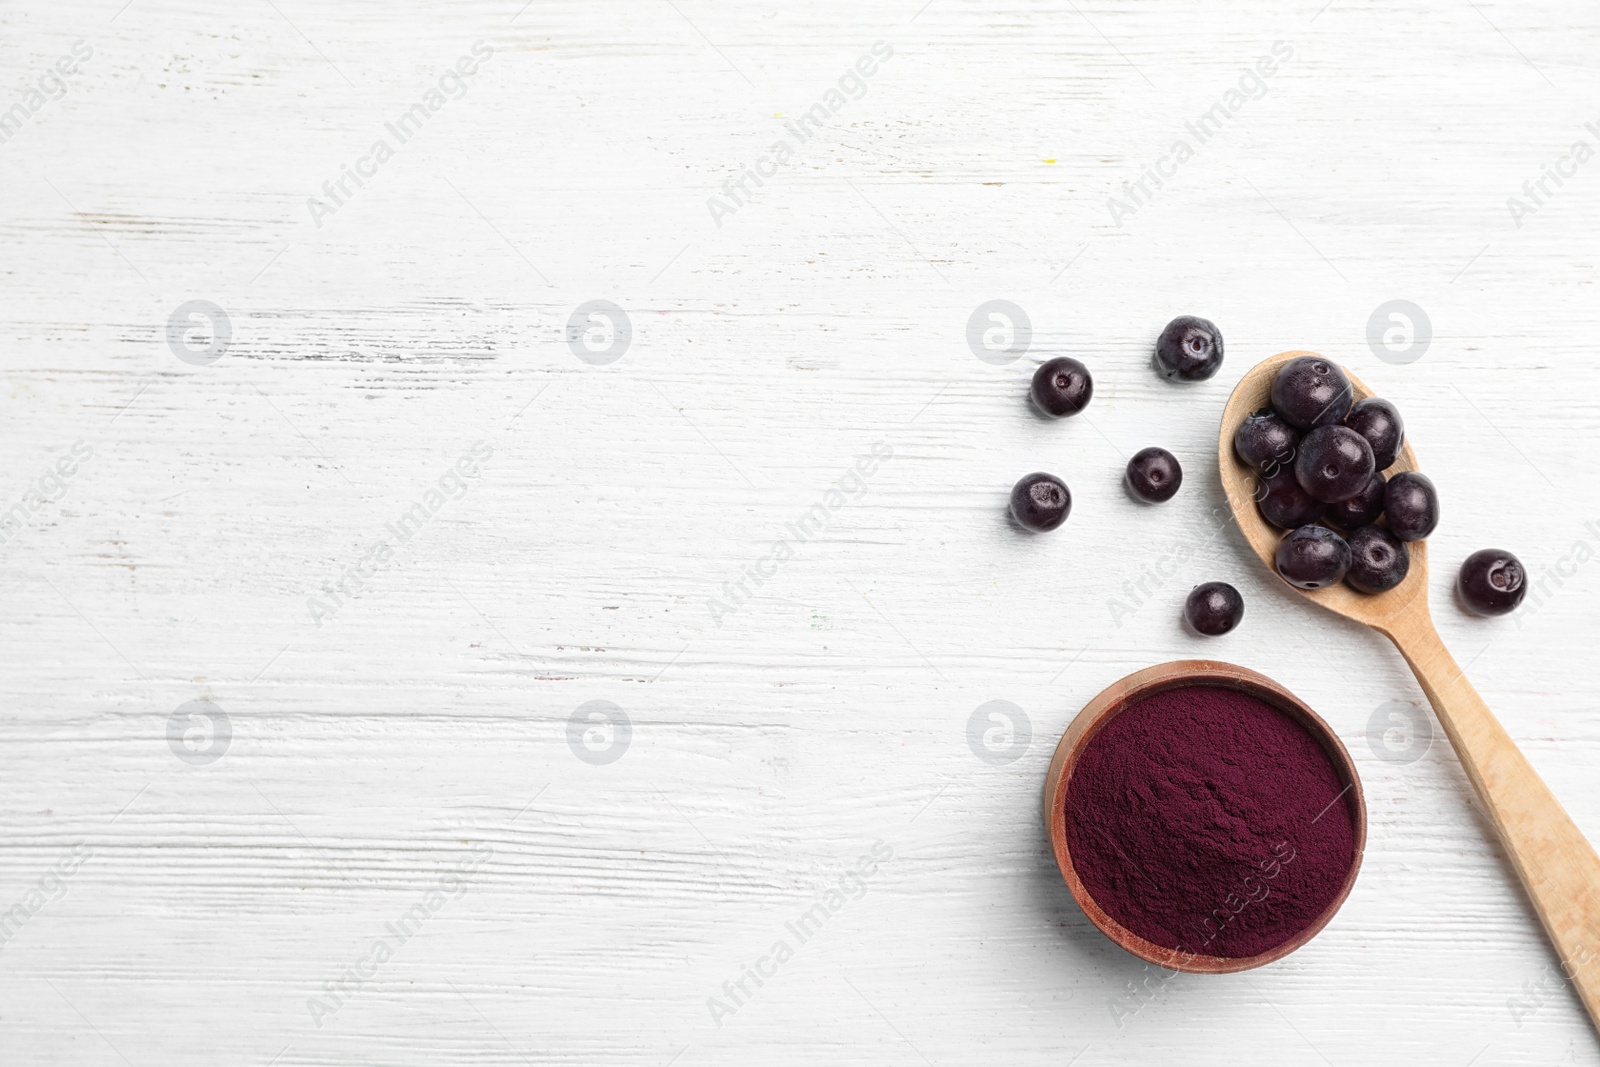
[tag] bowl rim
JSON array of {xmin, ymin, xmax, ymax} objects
[{"xmin": 1043, "ymin": 659, "xmax": 1368, "ymax": 974}]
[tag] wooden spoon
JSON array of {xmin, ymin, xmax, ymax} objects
[{"xmin": 1220, "ymin": 351, "xmax": 1600, "ymax": 1028}]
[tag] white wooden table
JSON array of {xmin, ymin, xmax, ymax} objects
[{"xmin": 3, "ymin": 0, "xmax": 1599, "ymax": 1063}]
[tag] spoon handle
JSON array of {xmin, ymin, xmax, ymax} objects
[{"xmin": 1390, "ymin": 619, "xmax": 1600, "ymax": 1029}]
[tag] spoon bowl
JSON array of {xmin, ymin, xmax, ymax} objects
[{"xmin": 1218, "ymin": 351, "xmax": 1427, "ymax": 636}]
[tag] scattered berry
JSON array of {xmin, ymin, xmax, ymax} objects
[
  {"xmin": 1345, "ymin": 397, "xmax": 1405, "ymax": 470},
  {"xmin": 1126, "ymin": 447, "xmax": 1183, "ymax": 503},
  {"xmin": 1457, "ymin": 549, "xmax": 1527, "ymax": 616},
  {"xmin": 1275, "ymin": 525, "xmax": 1352, "ymax": 590},
  {"xmin": 1294, "ymin": 425, "xmax": 1376, "ymax": 503},
  {"xmin": 1153, "ymin": 316, "xmax": 1224, "ymax": 383},
  {"xmin": 1270, "ymin": 356, "xmax": 1353, "ymax": 431},
  {"xmin": 1184, "ymin": 582, "xmax": 1244, "ymax": 636},
  {"xmin": 1384, "ymin": 471, "xmax": 1439, "ymax": 541},
  {"xmin": 1346, "ymin": 525, "xmax": 1410, "ymax": 594},
  {"xmin": 1324, "ymin": 472, "xmax": 1386, "ymax": 530},
  {"xmin": 1030, "ymin": 357, "xmax": 1094, "ymax": 417},
  {"xmin": 1234, "ymin": 407, "xmax": 1300, "ymax": 472},
  {"xmin": 1010, "ymin": 472, "xmax": 1072, "ymax": 532},
  {"xmin": 1256, "ymin": 465, "xmax": 1325, "ymax": 529}
]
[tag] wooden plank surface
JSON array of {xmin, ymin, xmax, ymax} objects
[{"xmin": 2, "ymin": 0, "xmax": 1599, "ymax": 1063}]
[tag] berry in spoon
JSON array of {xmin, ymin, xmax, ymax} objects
[
  {"xmin": 1234, "ymin": 407, "xmax": 1299, "ymax": 472},
  {"xmin": 1325, "ymin": 472, "xmax": 1386, "ymax": 530},
  {"xmin": 1270, "ymin": 355, "xmax": 1353, "ymax": 430},
  {"xmin": 1385, "ymin": 471, "xmax": 1439, "ymax": 541},
  {"xmin": 1294, "ymin": 425, "xmax": 1376, "ymax": 503},
  {"xmin": 1345, "ymin": 397, "xmax": 1405, "ymax": 470},
  {"xmin": 1346, "ymin": 524, "xmax": 1409, "ymax": 594},
  {"xmin": 1275, "ymin": 524, "xmax": 1352, "ymax": 590},
  {"xmin": 1256, "ymin": 465, "xmax": 1325, "ymax": 529}
]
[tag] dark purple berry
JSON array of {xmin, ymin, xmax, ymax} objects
[
  {"xmin": 1325, "ymin": 472, "xmax": 1386, "ymax": 530},
  {"xmin": 1010, "ymin": 472, "xmax": 1071, "ymax": 532},
  {"xmin": 1153, "ymin": 315, "xmax": 1224, "ymax": 382},
  {"xmin": 1457, "ymin": 549, "xmax": 1527, "ymax": 616},
  {"xmin": 1346, "ymin": 525, "xmax": 1409, "ymax": 594},
  {"xmin": 1184, "ymin": 582, "xmax": 1244, "ymax": 636},
  {"xmin": 1270, "ymin": 355, "xmax": 1353, "ymax": 431},
  {"xmin": 1256, "ymin": 465, "xmax": 1325, "ymax": 529},
  {"xmin": 1030, "ymin": 356, "xmax": 1093, "ymax": 417},
  {"xmin": 1275, "ymin": 525, "xmax": 1351, "ymax": 590},
  {"xmin": 1294, "ymin": 425, "xmax": 1376, "ymax": 503},
  {"xmin": 1126, "ymin": 447, "xmax": 1182, "ymax": 503},
  {"xmin": 1234, "ymin": 408, "xmax": 1299, "ymax": 472},
  {"xmin": 1384, "ymin": 471, "xmax": 1438, "ymax": 541},
  {"xmin": 1345, "ymin": 397, "xmax": 1405, "ymax": 470}
]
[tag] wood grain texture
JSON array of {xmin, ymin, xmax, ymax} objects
[{"xmin": 3, "ymin": 0, "xmax": 1600, "ymax": 1063}]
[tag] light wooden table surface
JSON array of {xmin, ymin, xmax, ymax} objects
[{"xmin": 3, "ymin": 1, "xmax": 1599, "ymax": 1063}]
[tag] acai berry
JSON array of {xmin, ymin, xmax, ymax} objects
[
  {"xmin": 1271, "ymin": 355, "xmax": 1353, "ymax": 431},
  {"xmin": 1030, "ymin": 357, "xmax": 1093, "ymax": 417},
  {"xmin": 1010, "ymin": 472, "xmax": 1072, "ymax": 532},
  {"xmin": 1153, "ymin": 316, "xmax": 1224, "ymax": 383},
  {"xmin": 1324, "ymin": 472, "xmax": 1386, "ymax": 530},
  {"xmin": 1346, "ymin": 524, "xmax": 1410, "ymax": 594},
  {"xmin": 1275, "ymin": 525, "xmax": 1352, "ymax": 590},
  {"xmin": 1294, "ymin": 425, "xmax": 1376, "ymax": 503},
  {"xmin": 1256, "ymin": 465, "xmax": 1325, "ymax": 529},
  {"xmin": 1457, "ymin": 548, "xmax": 1527, "ymax": 616},
  {"xmin": 1234, "ymin": 407, "xmax": 1299, "ymax": 472},
  {"xmin": 1126, "ymin": 447, "xmax": 1183, "ymax": 503},
  {"xmin": 1184, "ymin": 581, "xmax": 1244, "ymax": 636},
  {"xmin": 1384, "ymin": 471, "xmax": 1439, "ymax": 541},
  {"xmin": 1345, "ymin": 397, "xmax": 1405, "ymax": 470}
]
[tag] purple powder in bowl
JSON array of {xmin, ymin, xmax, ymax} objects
[{"xmin": 1064, "ymin": 684, "xmax": 1358, "ymax": 959}]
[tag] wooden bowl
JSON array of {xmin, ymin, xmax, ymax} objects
[{"xmin": 1044, "ymin": 660, "xmax": 1367, "ymax": 974}]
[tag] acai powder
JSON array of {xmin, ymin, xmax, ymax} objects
[{"xmin": 1064, "ymin": 684, "xmax": 1358, "ymax": 958}]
